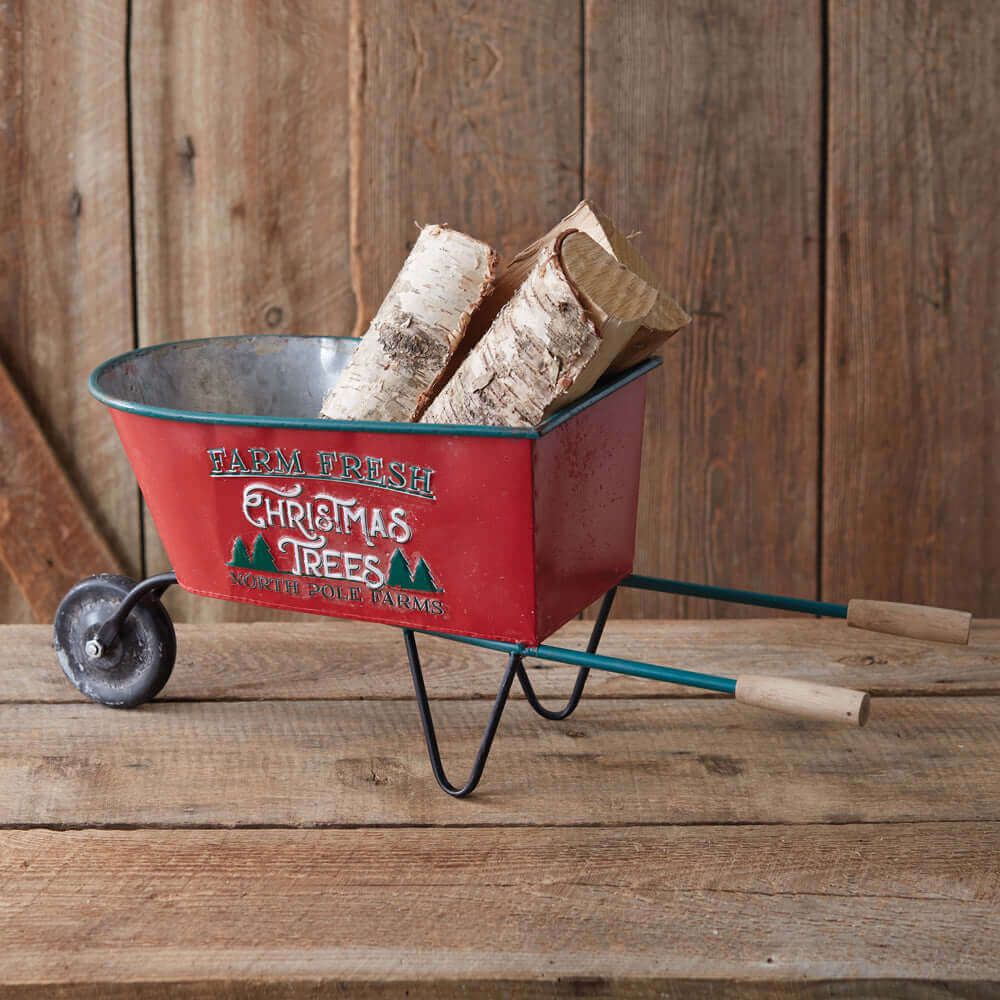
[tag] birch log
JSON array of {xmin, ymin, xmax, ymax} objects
[
  {"xmin": 421, "ymin": 232, "xmax": 655, "ymax": 428},
  {"xmin": 421, "ymin": 245, "xmax": 600, "ymax": 429},
  {"xmin": 320, "ymin": 225, "xmax": 497, "ymax": 422},
  {"xmin": 464, "ymin": 200, "xmax": 690, "ymax": 373}
]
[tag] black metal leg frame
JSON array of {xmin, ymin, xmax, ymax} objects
[{"xmin": 402, "ymin": 587, "xmax": 618, "ymax": 797}]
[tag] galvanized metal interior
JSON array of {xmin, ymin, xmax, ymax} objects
[
  {"xmin": 92, "ymin": 335, "xmax": 358, "ymax": 420},
  {"xmin": 90, "ymin": 333, "xmax": 662, "ymax": 437}
]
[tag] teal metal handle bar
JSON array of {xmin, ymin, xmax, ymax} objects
[
  {"xmin": 416, "ymin": 624, "xmax": 868, "ymax": 727},
  {"xmin": 622, "ymin": 574, "xmax": 848, "ymax": 619},
  {"xmin": 406, "ymin": 588, "xmax": 870, "ymax": 798},
  {"xmin": 408, "ymin": 572, "xmax": 873, "ymax": 800},
  {"xmin": 531, "ymin": 641, "xmax": 737, "ymax": 693},
  {"xmin": 620, "ymin": 574, "xmax": 972, "ymax": 644},
  {"xmin": 417, "ymin": 628, "xmax": 737, "ymax": 695},
  {"xmin": 412, "ymin": 571, "xmax": 880, "ymax": 733}
]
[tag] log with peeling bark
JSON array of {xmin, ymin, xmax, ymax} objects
[
  {"xmin": 421, "ymin": 231, "xmax": 658, "ymax": 429},
  {"xmin": 474, "ymin": 200, "xmax": 690, "ymax": 371},
  {"xmin": 414, "ymin": 202, "xmax": 688, "ymax": 413},
  {"xmin": 320, "ymin": 225, "xmax": 497, "ymax": 422}
]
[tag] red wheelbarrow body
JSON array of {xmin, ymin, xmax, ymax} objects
[
  {"xmin": 64, "ymin": 333, "xmax": 878, "ymax": 796},
  {"xmin": 93, "ymin": 335, "xmax": 657, "ymax": 645}
]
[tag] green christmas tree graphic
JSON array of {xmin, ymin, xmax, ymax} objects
[
  {"xmin": 227, "ymin": 537, "xmax": 252, "ymax": 568},
  {"xmin": 249, "ymin": 533, "xmax": 279, "ymax": 572},
  {"xmin": 387, "ymin": 549, "xmax": 414, "ymax": 588},
  {"xmin": 384, "ymin": 550, "xmax": 441, "ymax": 592},
  {"xmin": 410, "ymin": 558, "xmax": 442, "ymax": 593}
]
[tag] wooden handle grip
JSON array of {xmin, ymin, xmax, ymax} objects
[
  {"xmin": 735, "ymin": 675, "xmax": 870, "ymax": 727},
  {"xmin": 847, "ymin": 599, "xmax": 972, "ymax": 645}
]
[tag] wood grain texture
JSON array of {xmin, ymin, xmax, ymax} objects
[
  {"xmin": 0, "ymin": 0, "xmax": 138, "ymax": 622},
  {"xmin": 0, "ymin": 984, "xmax": 995, "ymax": 1000},
  {"xmin": 825, "ymin": 2, "xmax": 1000, "ymax": 617},
  {"xmin": 129, "ymin": 0, "xmax": 353, "ymax": 622},
  {"xmin": 734, "ymin": 673, "xmax": 870, "ymax": 727},
  {"xmin": 349, "ymin": 0, "xmax": 581, "ymax": 334},
  {"xmin": 848, "ymin": 598, "xmax": 972, "ymax": 645},
  {"xmin": 584, "ymin": 1, "xmax": 822, "ymax": 618},
  {"xmin": 1, "ymin": 695, "xmax": 997, "ymax": 826},
  {"xmin": 0, "ymin": 364, "xmax": 123, "ymax": 620},
  {"xmin": 5, "ymin": 618, "xmax": 1000, "ymax": 704},
  {"xmin": 1, "ymin": 619, "xmax": 995, "ymax": 994},
  {"xmin": 0, "ymin": 824, "xmax": 997, "ymax": 993}
]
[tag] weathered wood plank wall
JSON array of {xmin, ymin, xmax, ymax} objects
[
  {"xmin": 1, "ymin": 1, "xmax": 997, "ymax": 623},
  {"xmin": 585, "ymin": 0, "xmax": 821, "ymax": 618},
  {"xmin": 825, "ymin": 1, "xmax": 1000, "ymax": 615},
  {"xmin": 130, "ymin": 0, "xmax": 354, "ymax": 621},
  {"xmin": 350, "ymin": 0, "xmax": 581, "ymax": 334},
  {"xmin": 0, "ymin": 0, "xmax": 137, "ymax": 622}
]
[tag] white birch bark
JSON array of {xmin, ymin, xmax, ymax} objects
[
  {"xmin": 320, "ymin": 225, "xmax": 497, "ymax": 422},
  {"xmin": 421, "ymin": 248, "xmax": 601, "ymax": 429}
]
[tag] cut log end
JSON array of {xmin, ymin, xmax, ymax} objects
[{"xmin": 486, "ymin": 200, "xmax": 692, "ymax": 379}]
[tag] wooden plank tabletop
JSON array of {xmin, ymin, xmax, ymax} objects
[{"xmin": 1, "ymin": 618, "xmax": 998, "ymax": 996}]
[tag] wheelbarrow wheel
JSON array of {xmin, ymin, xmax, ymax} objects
[{"xmin": 53, "ymin": 574, "xmax": 176, "ymax": 708}]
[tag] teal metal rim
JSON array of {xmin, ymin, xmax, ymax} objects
[{"xmin": 89, "ymin": 334, "xmax": 662, "ymax": 439}]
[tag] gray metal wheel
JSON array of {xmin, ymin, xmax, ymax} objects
[{"xmin": 53, "ymin": 574, "xmax": 176, "ymax": 708}]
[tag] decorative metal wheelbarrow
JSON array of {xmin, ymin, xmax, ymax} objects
[{"xmin": 53, "ymin": 335, "xmax": 973, "ymax": 797}]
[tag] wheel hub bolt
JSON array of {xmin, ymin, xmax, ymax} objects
[{"xmin": 84, "ymin": 639, "xmax": 104, "ymax": 659}]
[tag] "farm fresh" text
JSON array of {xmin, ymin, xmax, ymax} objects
[{"xmin": 206, "ymin": 446, "xmax": 435, "ymax": 499}]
